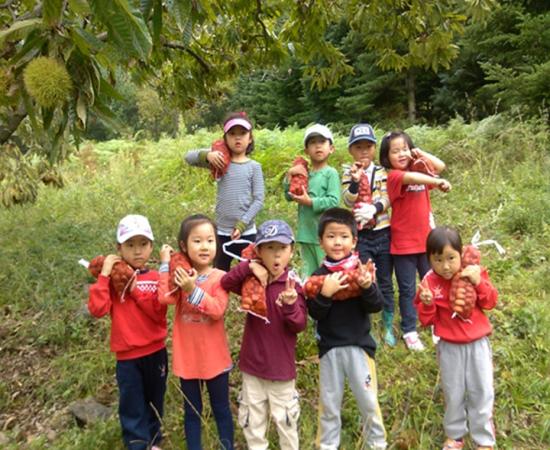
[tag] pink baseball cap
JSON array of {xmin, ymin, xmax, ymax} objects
[
  {"xmin": 116, "ymin": 214, "xmax": 154, "ymax": 244},
  {"xmin": 223, "ymin": 117, "xmax": 252, "ymax": 134}
]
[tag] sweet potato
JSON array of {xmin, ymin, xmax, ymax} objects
[
  {"xmin": 449, "ymin": 245, "xmax": 480, "ymax": 320},
  {"xmin": 352, "ymin": 163, "xmax": 376, "ymax": 230},
  {"xmin": 240, "ymin": 244, "xmax": 268, "ymax": 320},
  {"xmin": 88, "ymin": 255, "xmax": 135, "ymax": 295},
  {"xmin": 408, "ymin": 150, "xmax": 437, "ymax": 177},
  {"xmin": 168, "ymin": 252, "xmax": 193, "ymax": 292},
  {"xmin": 303, "ymin": 259, "xmax": 376, "ymax": 301},
  {"xmin": 209, "ymin": 139, "xmax": 231, "ymax": 180},
  {"xmin": 289, "ymin": 157, "xmax": 309, "ymax": 196}
]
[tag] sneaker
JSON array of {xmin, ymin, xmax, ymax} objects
[
  {"xmin": 403, "ymin": 331, "xmax": 425, "ymax": 351},
  {"xmin": 442, "ymin": 438, "xmax": 464, "ymax": 449}
]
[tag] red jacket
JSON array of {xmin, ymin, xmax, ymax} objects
[
  {"xmin": 414, "ymin": 269, "xmax": 498, "ymax": 344},
  {"xmin": 88, "ymin": 270, "xmax": 167, "ymax": 360}
]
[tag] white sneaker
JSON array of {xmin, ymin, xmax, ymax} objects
[{"xmin": 403, "ymin": 331, "xmax": 425, "ymax": 351}]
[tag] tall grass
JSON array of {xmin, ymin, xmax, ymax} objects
[{"xmin": 0, "ymin": 114, "xmax": 548, "ymax": 449}]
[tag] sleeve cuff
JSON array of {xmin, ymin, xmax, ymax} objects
[
  {"xmin": 348, "ymin": 181, "xmax": 359, "ymax": 194},
  {"xmin": 374, "ymin": 201, "xmax": 384, "ymax": 214},
  {"xmin": 235, "ymin": 220, "xmax": 246, "ymax": 233},
  {"xmin": 198, "ymin": 150, "xmax": 209, "ymax": 164},
  {"xmin": 159, "ymin": 262, "xmax": 169, "ymax": 273},
  {"xmin": 188, "ymin": 287, "xmax": 205, "ymax": 306}
]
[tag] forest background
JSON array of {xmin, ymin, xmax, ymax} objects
[{"xmin": 0, "ymin": 0, "xmax": 549, "ymax": 449}]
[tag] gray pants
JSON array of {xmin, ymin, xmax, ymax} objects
[
  {"xmin": 317, "ymin": 346, "xmax": 387, "ymax": 450},
  {"xmin": 438, "ymin": 337, "xmax": 496, "ymax": 446}
]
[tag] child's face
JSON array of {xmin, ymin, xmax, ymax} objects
[
  {"xmin": 255, "ymin": 242, "xmax": 293, "ymax": 279},
  {"xmin": 349, "ymin": 140, "xmax": 376, "ymax": 166},
  {"xmin": 225, "ymin": 126, "xmax": 251, "ymax": 156},
  {"xmin": 305, "ymin": 136, "xmax": 334, "ymax": 166},
  {"xmin": 181, "ymin": 222, "xmax": 217, "ymax": 272},
  {"xmin": 388, "ymin": 136, "xmax": 412, "ymax": 170},
  {"xmin": 429, "ymin": 244, "xmax": 462, "ymax": 280},
  {"xmin": 118, "ymin": 235, "xmax": 153, "ymax": 269},
  {"xmin": 320, "ymin": 222, "xmax": 357, "ymax": 260}
]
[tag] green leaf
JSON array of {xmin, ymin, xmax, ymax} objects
[
  {"xmin": 152, "ymin": 0, "xmax": 163, "ymax": 47},
  {"xmin": 68, "ymin": 0, "xmax": 91, "ymax": 15},
  {"xmin": 9, "ymin": 30, "xmax": 47, "ymax": 66},
  {"xmin": 98, "ymin": 77, "xmax": 124, "ymax": 101},
  {"xmin": 69, "ymin": 26, "xmax": 104, "ymax": 56},
  {"xmin": 43, "ymin": 0, "xmax": 64, "ymax": 27},
  {"xmin": 76, "ymin": 94, "xmax": 87, "ymax": 128},
  {"xmin": 0, "ymin": 19, "xmax": 44, "ymax": 45},
  {"xmin": 140, "ymin": 0, "xmax": 154, "ymax": 19}
]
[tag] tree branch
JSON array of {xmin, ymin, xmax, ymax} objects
[
  {"xmin": 163, "ymin": 42, "xmax": 210, "ymax": 72},
  {"xmin": 0, "ymin": 103, "xmax": 27, "ymax": 146}
]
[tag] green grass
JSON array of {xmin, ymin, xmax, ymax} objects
[{"xmin": 0, "ymin": 113, "xmax": 549, "ymax": 449}]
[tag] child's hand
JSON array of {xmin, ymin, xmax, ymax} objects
[
  {"xmin": 350, "ymin": 162, "xmax": 363, "ymax": 183},
  {"xmin": 287, "ymin": 164, "xmax": 308, "ymax": 178},
  {"xmin": 357, "ymin": 262, "xmax": 373, "ymax": 289},
  {"xmin": 289, "ymin": 190, "xmax": 312, "ymax": 206},
  {"xmin": 276, "ymin": 277, "xmax": 298, "ymax": 306},
  {"xmin": 174, "ymin": 266, "xmax": 198, "ymax": 293},
  {"xmin": 160, "ymin": 244, "xmax": 174, "ymax": 263},
  {"xmin": 437, "ymin": 179, "xmax": 452, "ymax": 192},
  {"xmin": 460, "ymin": 265, "xmax": 481, "ymax": 286},
  {"xmin": 206, "ymin": 150, "xmax": 226, "ymax": 170},
  {"xmin": 100, "ymin": 254, "xmax": 121, "ymax": 276},
  {"xmin": 320, "ymin": 272, "xmax": 349, "ymax": 297},
  {"xmin": 418, "ymin": 279, "xmax": 433, "ymax": 305},
  {"xmin": 230, "ymin": 228, "xmax": 242, "ymax": 240},
  {"xmin": 249, "ymin": 261, "xmax": 269, "ymax": 287}
]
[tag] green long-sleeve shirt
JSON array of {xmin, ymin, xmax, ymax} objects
[{"xmin": 284, "ymin": 166, "xmax": 341, "ymax": 244}]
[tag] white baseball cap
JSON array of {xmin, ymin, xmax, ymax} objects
[
  {"xmin": 116, "ymin": 214, "xmax": 154, "ymax": 244},
  {"xmin": 304, "ymin": 124, "xmax": 333, "ymax": 145}
]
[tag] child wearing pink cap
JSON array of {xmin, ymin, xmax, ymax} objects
[{"xmin": 185, "ymin": 112, "xmax": 265, "ymax": 271}]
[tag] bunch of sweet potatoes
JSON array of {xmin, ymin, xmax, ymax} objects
[
  {"xmin": 88, "ymin": 255, "xmax": 134, "ymax": 295},
  {"xmin": 289, "ymin": 157, "xmax": 309, "ymax": 196},
  {"xmin": 240, "ymin": 244, "xmax": 268, "ymax": 319},
  {"xmin": 449, "ymin": 245, "xmax": 481, "ymax": 320}
]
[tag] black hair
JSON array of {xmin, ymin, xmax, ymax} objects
[
  {"xmin": 318, "ymin": 207, "xmax": 357, "ymax": 239},
  {"xmin": 379, "ymin": 130, "xmax": 414, "ymax": 169},
  {"xmin": 426, "ymin": 226, "xmax": 462, "ymax": 257},
  {"xmin": 177, "ymin": 214, "xmax": 218, "ymax": 258},
  {"xmin": 223, "ymin": 111, "xmax": 255, "ymax": 155}
]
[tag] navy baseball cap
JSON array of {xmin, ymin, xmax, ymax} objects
[
  {"xmin": 255, "ymin": 220, "xmax": 295, "ymax": 246},
  {"xmin": 348, "ymin": 123, "xmax": 377, "ymax": 146}
]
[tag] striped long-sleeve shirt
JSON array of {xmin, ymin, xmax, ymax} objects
[
  {"xmin": 341, "ymin": 162, "xmax": 391, "ymax": 230},
  {"xmin": 185, "ymin": 149, "xmax": 265, "ymax": 234}
]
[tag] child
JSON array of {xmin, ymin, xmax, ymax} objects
[
  {"xmin": 415, "ymin": 226, "xmax": 498, "ymax": 450},
  {"xmin": 284, "ymin": 124, "xmax": 341, "ymax": 277},
  {"xmin": 88, "ymin": 214, "xmax": 167, "ymax": 450},
  {"xmin": 307, "ymin": 208, "xmax": 387, "ymax": 450},
  {"xmin": 185, "ymin": 112, "xmax": 265, "ymax": 271},
  {"xmin": 342, "ymin": 123, "xmax": 395, "ymax": 346},
  {"xmin": 379, "ymin": 130, "xmax": 452, "ymax": 351},
  {"xmin": 158, "ymin": 214, "xmax": 233, "ymax": 450},
  {"xmin": 221, "ymin": 219, "xmax": 307, "ymax": 450}
]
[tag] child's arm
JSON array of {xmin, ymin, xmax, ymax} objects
[
  {"xmin": 341, "ymin": 164, "xmax": 360, "ymax": 207},
  {"xmin": 157, "ymin": 244, "xmax": 179, "ymax": 305},
  {"xmin": 414, "ymin": 278, "xmax": 437, "ymax": 326},
  {"xmin": 233, "ymin": 163, "xmax": 265, "ymax": 239},
  {"xmin": 357, "ymin": 263, "xmax": 384, "ymax": 313},
  {"xmin": 462, "ymin": 265, "xmax": 498, "ymax": 311},
  {"xmin": 401, "ymin": 171, "xmax": 452, "ymax": 192},
  {"xmin": 184, "ymin": 148, "xmax": 215, "ymax": 169},
  {"xmin": 88, "ymin": 254, "xmax": 120, "ymax": 317},
  {"xmin": 277, "ymin": 277, "xmax": 308, "ymax": 334},
  {"xmin": 412, "ymin": 148, "xmax": 446, "ymax": 173},
  {"xmin": 220, "ymin": 260, "xmax": 252, "ymax": 295},
  {"xmin": 187, "ymin": 278, "xmax": 230, "ymax": 321}
]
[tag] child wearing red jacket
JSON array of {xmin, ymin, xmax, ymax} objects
[
  {"xmin": 88, "ymin": 215, "xmax": 167, "ymax": 450},
  {"xmin": 415, "ymin": 226, "xmax": 498, "ymax": 450}
]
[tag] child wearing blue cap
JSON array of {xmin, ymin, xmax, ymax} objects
[
  {"xmin": 221, "ymin": 220, "xmax": 307, "ymax": 450},
  {"xmin": 342, "ymin": 123, "xmax": 396, "ymax": 346}
]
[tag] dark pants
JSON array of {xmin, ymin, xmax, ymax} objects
[
  {"xmin": 215, "ymin": 233, "xmax": 256, "ymax": 272},
  {"xmin": 393, "ymin": 253, "xmax": 430, "ymax": 333},
  {"xmin": 180, "ymin": 371, "xmax": 234, "ymax": 450},
  {"xmin": 116, "ymin": 348, "xmax": 168, "ymax": 450},
  {"xmin": 357, "ymin": 227, "xmax": 394, "ymax": 313}
]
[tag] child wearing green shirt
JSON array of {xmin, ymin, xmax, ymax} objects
[{"xmin": 284, "ymin": 124, "xmax": 341, "ymax": 276}]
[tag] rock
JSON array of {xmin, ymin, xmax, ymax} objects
[{"xmin": 69, "ymin": 397, "xmax": 113, "ymax": 427}]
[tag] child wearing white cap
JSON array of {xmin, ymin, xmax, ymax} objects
[
  {"xmin": 88, "ymin": 214, "xmax": 167, "ymax": 450},
  {"xmin": 185, "ymin": 112, "xmax": 265, "ymax": 271},
  {"xmin": 284, "ymin": 124, "xmax": 341, "ymax": 277}
]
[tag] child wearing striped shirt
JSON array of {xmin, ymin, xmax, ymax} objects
[{"xmin": 185, "ymin": 112, "xmax": 265, "ymax": 271}]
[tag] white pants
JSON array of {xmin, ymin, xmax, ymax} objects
[
  {"xmin": 317, "ymin": 346, "xmax": 387, "ymax": 450},
  {"xmin": 238, "ymin": 372, "xmax": 300, "ymax": 450},
  {"xmin": 438, "ymin": 337, "xmax": 496, "ymax": 447}
]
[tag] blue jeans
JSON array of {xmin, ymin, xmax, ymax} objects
[
  {"xmin": 116, "ymin": 348, "xmax": 168, "ymax": 450},
  {"xmin": 180, "ymin": 371, "xmax": 234, "ymax": 450},
  {"xmin": 357, "ymin": 228, "xmax": 394, "ymax": 313},
  {"xmin": 393, "ymin": 253, "xmax": 430, "ymax": 333}
]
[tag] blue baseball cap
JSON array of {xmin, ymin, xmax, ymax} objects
[
  {"xmin": 255, "ymin": 220, "xmax": 295, "ymax": 246},
  {"xmin": 348, "ymin": 123, "xmax": 377, "ymax": 146}
]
